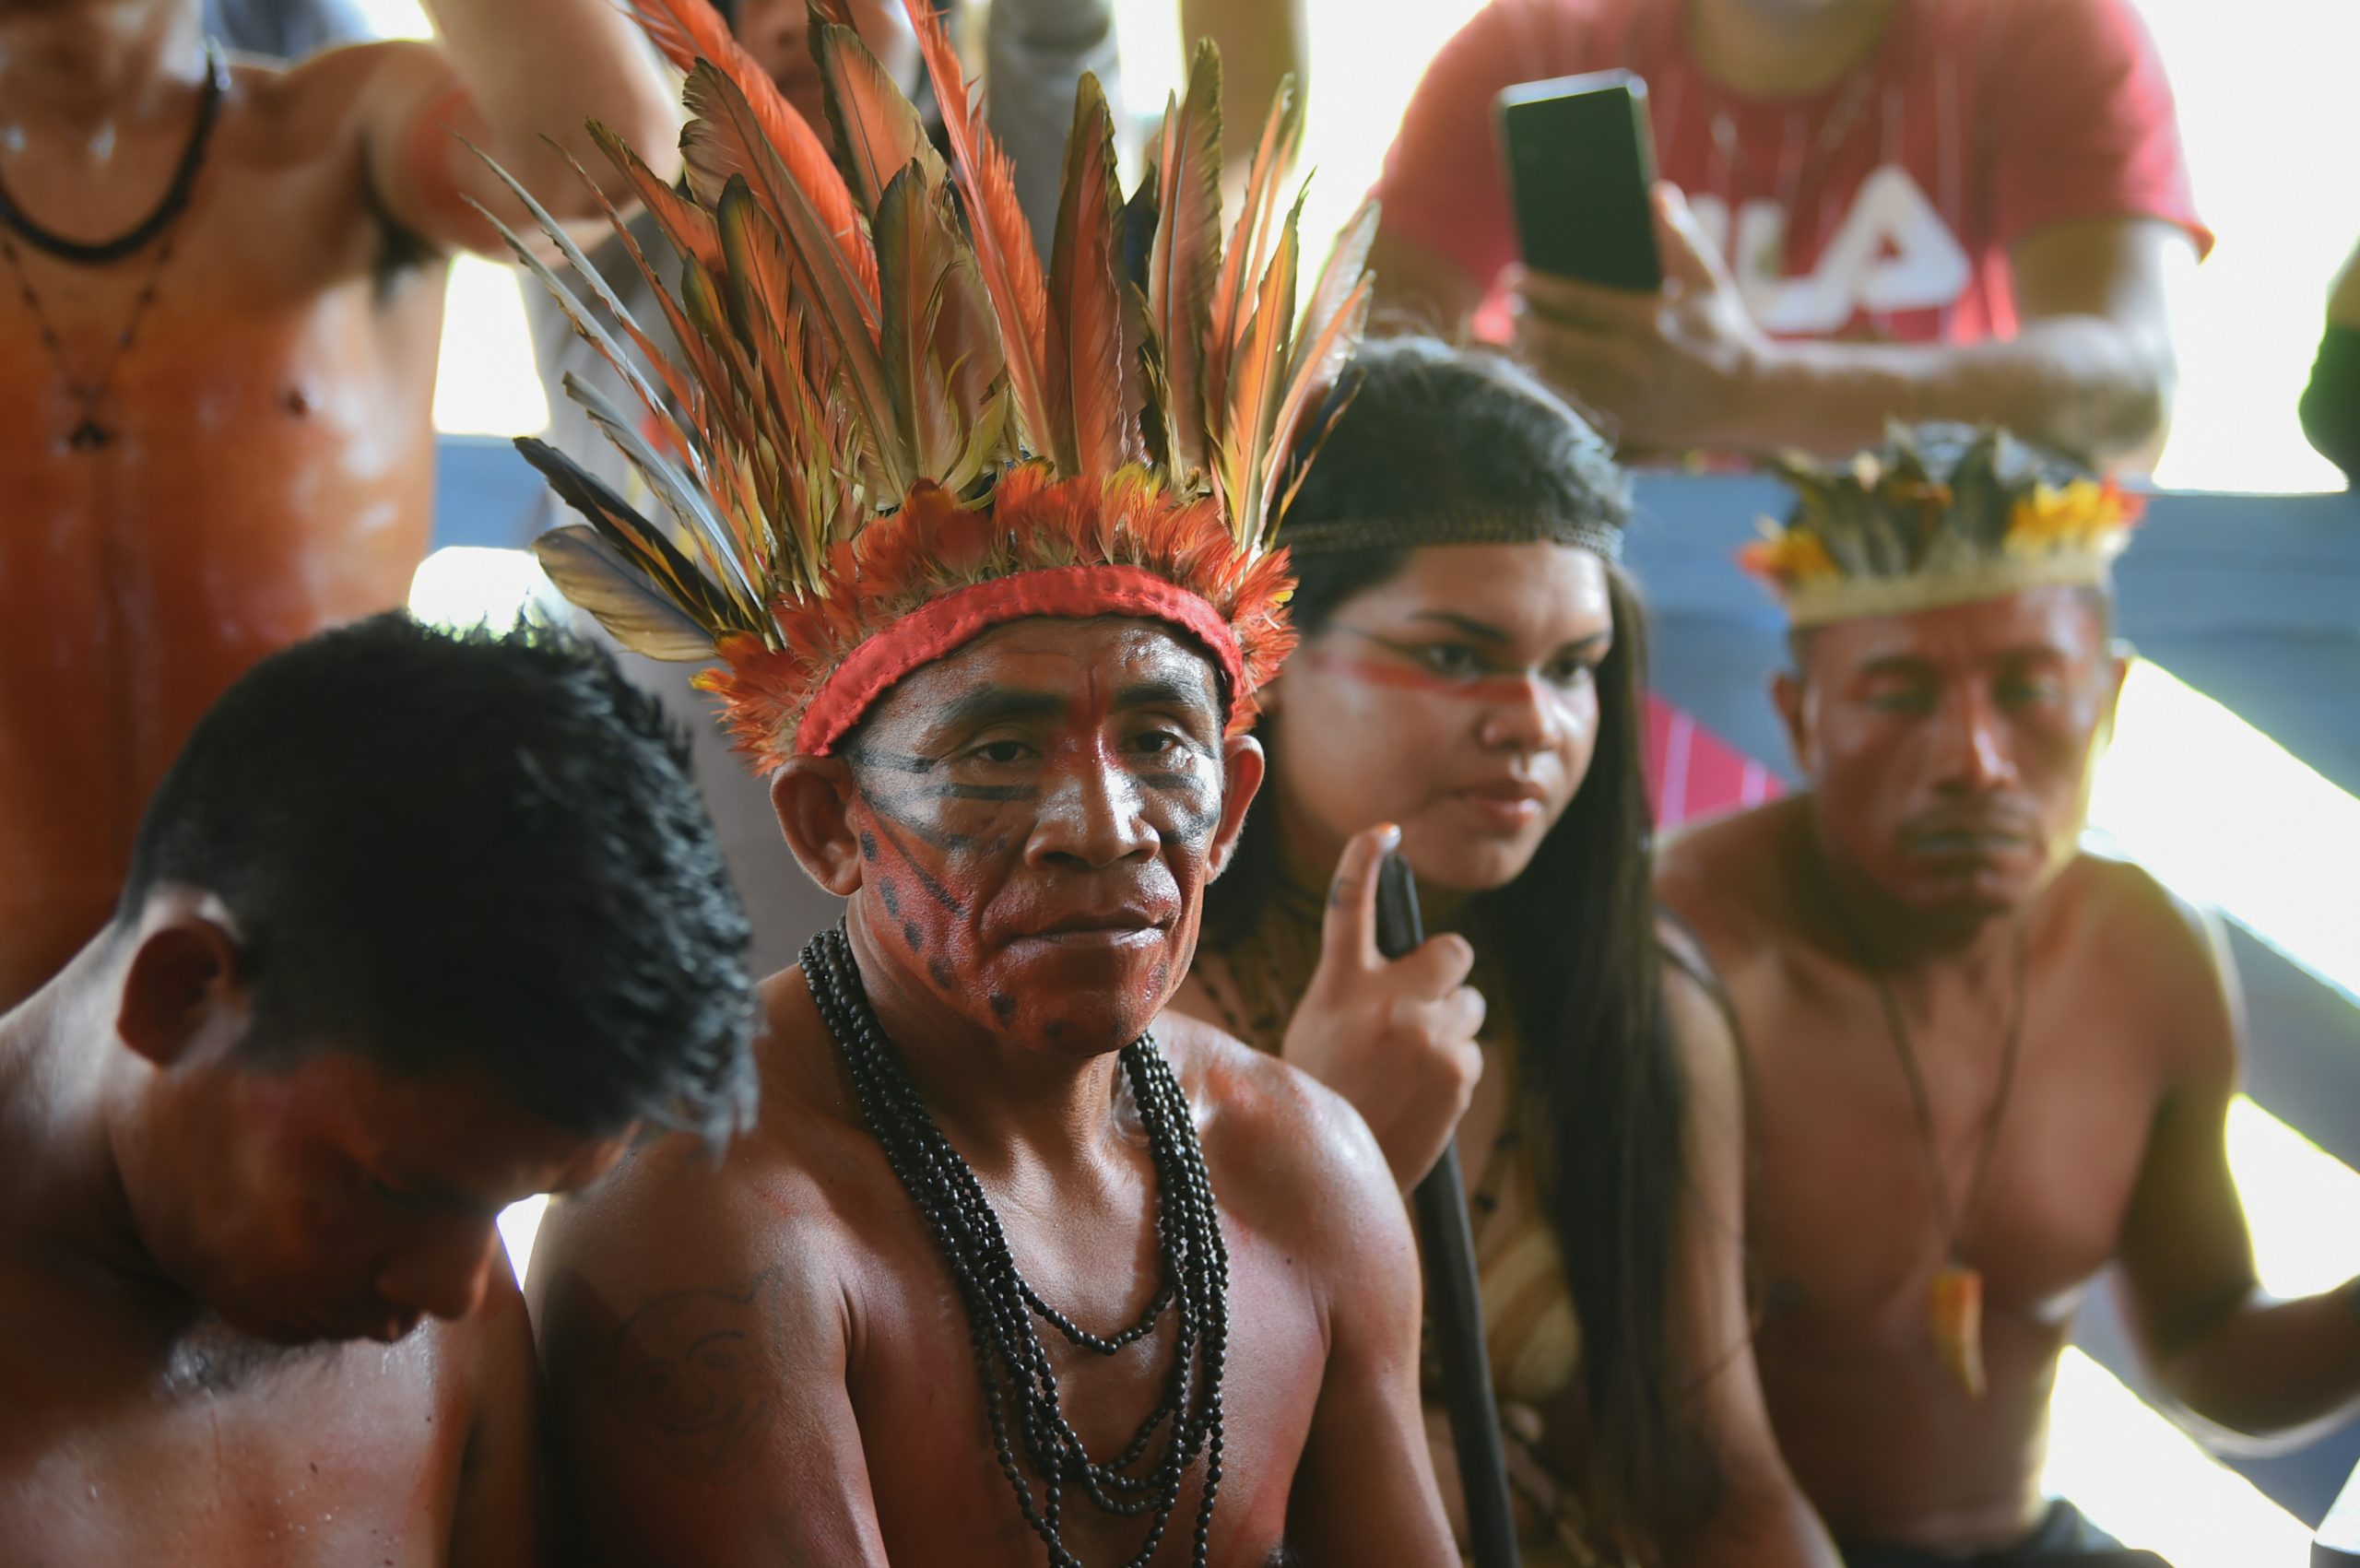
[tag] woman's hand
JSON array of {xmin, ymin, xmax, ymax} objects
[{"xmin": 1282, "ymin": 824, "xmax": 1487, "ymax": 1191}]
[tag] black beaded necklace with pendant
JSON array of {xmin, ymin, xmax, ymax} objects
[
  {"xmin": 0, "ymin": 41, "xmax": 229, "ymax": 452},
  {"xmin": 801, "ymin": 923, "xmax": 1229, "ymax": 1568}
]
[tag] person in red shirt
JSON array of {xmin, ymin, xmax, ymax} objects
[{"xmin": 1370, "ymin": 0, "xmax": 2210, "ymax": 465}]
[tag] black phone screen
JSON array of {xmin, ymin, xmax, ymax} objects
[{"xmin": 1494, "ymin": 68, "xmax": 1663, "ymax": 292}]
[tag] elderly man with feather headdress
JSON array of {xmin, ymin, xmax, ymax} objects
[
  {"xmin": 1658, "ymin": 423, "xmax": 2360, "ymax": 1566},
  {"xmin": 504, "ymin": 4, "xmax": 1457, "ymax": 1564}
]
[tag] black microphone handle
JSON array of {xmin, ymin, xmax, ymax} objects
[{"xmin": 1415, "ymin": 1140, "xmax": 1522, "ymax": 1568}]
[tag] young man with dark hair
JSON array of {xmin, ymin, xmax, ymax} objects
[
  {"xmin": 1658, "ymin": 426, "xmax": 2360, "ymax": 1564},
  {"xmin": 0, "ymin": 612, "xmax": 759, "ymax": 1566}
]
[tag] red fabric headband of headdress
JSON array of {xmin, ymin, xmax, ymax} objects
[{"xmin": 792, "ymin": 565, "xmax": 1249, "ymax": 756}]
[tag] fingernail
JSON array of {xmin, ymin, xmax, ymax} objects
[{"xmin": 1378, "ymin": 823, "xmax": 1401, "ymax": 849}]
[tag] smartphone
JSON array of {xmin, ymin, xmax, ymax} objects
[
  {"xmin": 1374, "ymin": 852, "xmax": 1425, "ymax": 962},
  {"xmin": 1494, "ymin": 68, "xmax": 1663, "ymax": 292}
]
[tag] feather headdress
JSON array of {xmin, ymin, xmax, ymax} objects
[
  {"xmin": 500, "ymin": 0, "xmax": 1376, "ymax": 766},
  {"xmin": 1741, "ymin": 423, "xmax": 2143, "ymax": 628}
]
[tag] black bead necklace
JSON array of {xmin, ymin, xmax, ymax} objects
[
  {"xmin": 0, "ymin": 42, "xmax": 230, "ymax": 265},
  {"xmin": 802, "ymin": 924, "xmax": 1228, "ymax": 1568},
  {"xmin": 0, "ymin": 43, "xmax": 228, "ymax": 451}
]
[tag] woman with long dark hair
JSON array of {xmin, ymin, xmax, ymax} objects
[{"xmin": 1177, "ymin": 337, "xmax": 1835, "ymax": 1565}]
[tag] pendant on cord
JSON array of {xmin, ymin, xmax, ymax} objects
[{"xmin": 1930, "ymin": 1259, "xmax": 1986, "ymax": 1397}]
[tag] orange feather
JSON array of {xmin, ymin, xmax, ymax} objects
[
  {"xmin": 1148, "ymin": 44, "xmax": 1223, "ymax": 482},
  {"xmin": 626, "ymin": 0, "xmax": 878, "ymax": 304},
  {"xmin": 1207, "ymin": 77, "xmax": 1300, "ymax": 413},
  {"xmin": 813, "ymin": 20, "xmax": 945, "ymax": 217},
  {"xmin": 899, "ymin": 0, "xmax": 1053, "ymax": 458},
  {"xmin": 1044, "ymin": 74, "xmax": 1133, "ymax": 478},
  {"xmin": 686, "ymin": 64, "xmax": 907, "ymax": 496}
]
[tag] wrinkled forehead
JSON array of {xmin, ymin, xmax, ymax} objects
[
  {"xmin": 851, "ymin": 615, "xmax": 1228, "ymax": 747},
  {"xmin": 1805, "ymin": 584, "xmax": 2108, "ymax": 676}
]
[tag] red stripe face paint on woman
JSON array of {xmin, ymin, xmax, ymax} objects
[
  {"xmin": 1267, "ymin": 541, "xmax": 1613, "ymax": 895},
  {"xmin": 826, "ymin": 617, "xmax": 1263, "ymax": 1058}
]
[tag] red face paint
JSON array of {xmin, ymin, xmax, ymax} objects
[
  {"xmin": 1299, "ymin": 644, "xmax": 1562, "ymax": 705},
  {"xmin": 1260, "ymin": 541, "xmax": 1615, "ymax": 895},
  {"xmin": 841, "ymin": 617, "xmax": 1240, "ymax": 1056}
]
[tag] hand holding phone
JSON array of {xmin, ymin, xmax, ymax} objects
[{"xmin": 1495, "ymin": 68, "xmax": 1663, "ymax": 292}]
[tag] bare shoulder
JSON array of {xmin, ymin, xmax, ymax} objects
[
  {"xmin": 1155, "ymin": 1011, "xmax": 1397, "ymax": 1228},
  {"xmin": 230, "ymin": 39, "xmax": 436, "ymax": 142},
  {"xmin": 1656, "ymin": 797, "xmax": 1809, "ymax": 973},
  {"xmin": 528, "ymin": 969, "xmax": 869, "ymax": 1377},
  {"xmin": 2056, "ymin": 851, "xmax": 2240, "ymax": 1070}
]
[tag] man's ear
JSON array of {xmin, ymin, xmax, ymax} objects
[
  {"xmin": 116, "ymin": 901, "xmax": 245, "ymax": 1070},
  {"xmin": 772, "ymin": 757, "xmax": 865, "ymax": 896},
  {"xmin": 1772, "ymin": 669, "xmax": 1812, "ymax": 777},
  {"xmin": 1206, "ymin": 735, "xmax": 1266, "ymax": 882}
]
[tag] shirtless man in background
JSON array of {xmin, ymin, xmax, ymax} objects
[
  {"xmin": 1658, "ymin": 425, "xmax": 2360, "ymax": 1564},
  {"xmin": 0, "ymin": 614, "xmax": 758, "ymax": 1566},
  {"xmin": 0, "ymin": 0, "xmax": 679, "ymax": 1008}
]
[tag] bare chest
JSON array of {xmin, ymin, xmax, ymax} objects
[
  {"xmin": 1739, "ymin": 973, "xmax": 2164, "ymax": 1338},
  {"xmin": 0, "ymin": 1274, "xmax": 466, "ymax": 1567},
  {"xmin": 0, "ymin": 100, "xmax": 445, "ymax": 530},
  {"xmin": 844, "ymin": 1195, "xmax": 1326, "ymax": 1566}
]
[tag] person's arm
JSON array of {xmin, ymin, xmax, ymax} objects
[
  {"xmin": 2115, "ymin": 901, "xmax": 2360, "ymax": 1447},
  {"xmin": 448, "ymin": 1272, "xmax": 542, "ymax": 1568},
  {"xmin": 1509, "ymin": 189, "xmax": 2193, "ymax": 464},
  {"xmin": 346, "ymin": 0, "xmax": 681, "ymax": 258},
  {"xmin": 531, "ymin": 1158, "xmax": 892, "ymax": 1565},
  {"xmin": 1281, "ymin": 1067, "xmax": 1460, "ymax": 1563},
  {"xmin": 1652, "ymin": 960, "xmax": 1841, "ymax": 1568}
]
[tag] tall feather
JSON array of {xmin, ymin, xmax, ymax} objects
[
  {"xmin": 900, "ymin": 0, "xmax": 1054, "ymax": 458},
  {"xmin": 1148, "ymin": 45, "xmax": 1223, "ymax": 485},
  {"xmin": 533, "ymin": 525, "xmax": 721, "ymax": 661},
  {"xmin": 872, "ymin": 161, "xmax": 1007, "ymax": 491},
  {"xmin": 813, "ymin": 19, "xmax": 946, "ymax": 216},
  {"xmin": 1264, "ymin": 198, "xmax": 1380, "ymax": 531},
  {"xmin": 565, "ymin": 369, "xmax": 767, "ymax": 619},
  {"xmin": 1206, "ymin": 76, "xmax": 1300, "ymax": 419},
  {"xmin": 515, "ymin": 437, "xmax": 752, "ymax": 637},
  {"xmin": 686, "ymin": 66, "xmax": 909, "ymax": 497},
  {"xmin": 590, "ymin": 122, "xmax": 721, "ymax": 273},
  {"xmin": 1211, "ymin": 189, "xmax": 1303, "ymax": 544},
  {"xmin": 624, "ymin": 0, "xmax": 877, "ymax": 301},
  {"xmin": 1043, "ymin": 73, "xmax": 1133, "ymax": 477}
]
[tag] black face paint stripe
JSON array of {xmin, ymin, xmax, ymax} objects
[{"xmin": 863, "ymin": 814, "xmax": 966, "ymax": 912}]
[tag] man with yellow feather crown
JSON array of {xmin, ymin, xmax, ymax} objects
[
  {"xmin": 493, "ymin": 1, "xmax": 1458, "ymax": 1562},
  {"xmin": 1659, "ymin": 423, "xmax": 2360, "ymax": 1566}
]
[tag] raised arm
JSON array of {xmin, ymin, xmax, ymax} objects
[
  {"xmin": 1653, "ymin": 960, "xmax": 1841, "ymax": 1568},
  {"xmin": 2115, "ymin": 899, "xmax": 2360, "ymax": 1447},
  {"xmin": 1280, "ymin": 1073, "xmax": 1459, "ymax": 1564},
  {"xmin": 348, "ymin": 0, "xmax": 682, "ymax": 257},
  {"xmin": 529, "ymin": 1156, "xmax": 891, "ymax": 1565}
]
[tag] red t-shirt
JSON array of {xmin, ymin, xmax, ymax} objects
[{"xmin": 1375, "ymin": 0, "xmax": 2210, "ymax": 344}]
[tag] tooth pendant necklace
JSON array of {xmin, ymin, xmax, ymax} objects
[{"xmin": 1828, "ymin": 889, "xmax": 2029, "ymax": 1398}]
